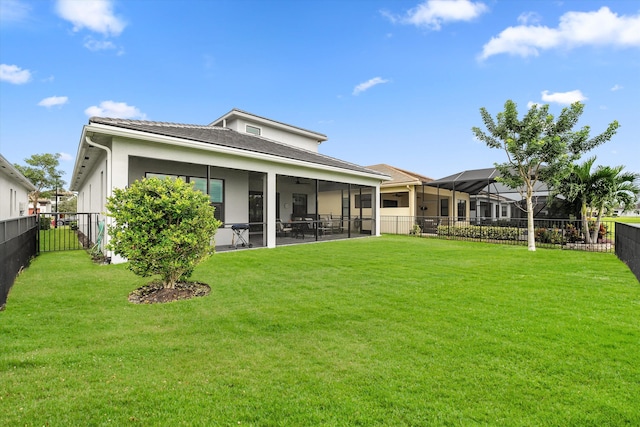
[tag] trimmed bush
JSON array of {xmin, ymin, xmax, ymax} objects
[{"xmin": 106, "ymin": 177, "xmax": 222, "ymax": 289}]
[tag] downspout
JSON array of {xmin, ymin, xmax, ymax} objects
[{"xmin": 85, "ymin": 136, "xmax": 113, "ymax": 260}]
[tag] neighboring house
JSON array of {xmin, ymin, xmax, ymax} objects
[
  {"xmin": 0, "ymin": 153, "xmax": 35, "ymax": 220},
  {"xmin": 28, "ymin": 198, "xmax": 52, "ymax": 215},
  {"xmin": 70, "ymin": 109, "xmax": 389, "ymax": 260},
  {"xmin": 367, "ymin": 164, "xmax": 470, "ymax": 218}
]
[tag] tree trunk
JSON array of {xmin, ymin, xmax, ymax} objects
[
  {"xmin": 580, "ymin": 200, "xmax": 591, "ymax": 244},
  {"xmin": 526, "ymin": 193, "xmax": 536, "ymax": 251},
  {"xmin": 591, "ymin": 202, "xmax": 605, "ymax": 243}
]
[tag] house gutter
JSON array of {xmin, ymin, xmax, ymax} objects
[{"xmin": 85, "ymin": 136, "xmax": 113, "ymax": 260}]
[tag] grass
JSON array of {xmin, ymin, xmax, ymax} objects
[
  {"xmin": 39, "ymin": 226, "xmax": 83, "ymax": 251},
  {"xmin": 1, "ymin": 235, "xmax": 639, "ymax": 426},
  {"xmin": 606, "ymin": 216, "xmax": 640, "ymax": 224}
]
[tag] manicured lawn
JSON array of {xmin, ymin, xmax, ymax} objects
[
  {"xmin": 607, "ymin": 216, "xmax": 640, "ymax": 224},
  {"xmin": 39, "ymin": 226, "xmax": 83, "ymax": 251},
  {"xmin": 1, "ymin": 236, "xmax": 638, "ymax": 425}
]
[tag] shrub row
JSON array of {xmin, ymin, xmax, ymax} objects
[{"xmin": 437, "ymin": 224, "xmax": 522, "ymax": 241}]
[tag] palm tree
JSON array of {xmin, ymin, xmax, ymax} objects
[
  {"xmin": 590, "ymin": 166, "xmax": 640, "ymax": 242},
  {"xmin": 557, "ymin": 157, "xmax": 598, "ymax": 243}
]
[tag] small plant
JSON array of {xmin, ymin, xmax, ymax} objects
[
  {"xmin": 564, "ymin": 223, "xmax": 581, "ymax": 243},
  {"xmin": 588, "ymin": 221, "xmax": 608, "ymax": 241},
  {"xmin": 410, "ymin": 223, "xmax": 422, "ymax": 235},
  {"xmin": 106, "ymin": 177, "xmax": 222, "ymax": 289},
  {"xmin": 38, "ymin": 215, "xmax": 51, "ymax": 230},
  {"xmin": 534, "ymin": 227, "xmax": 565, "ymax": 245}
]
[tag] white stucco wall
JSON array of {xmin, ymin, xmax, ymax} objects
[
  {"xmin": 0, "ymin": 170, "xmax": 32, "ymax": 220},
  {"xmin": 73, "ymin": 128, "xmax": 383, "ymax": 261},
  {"xmin": 224, "ymin": 117, "xmax": 321, "ymax": 152}
]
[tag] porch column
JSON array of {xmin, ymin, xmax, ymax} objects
[
  {"xmin": 266, "ymin": 171, "xmax": 277, "ymax": 248},
  {"xmin": 374, "ymin": 184, "xmax": 381, "ymax": 236}
]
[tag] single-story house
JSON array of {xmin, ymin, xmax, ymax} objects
[
  {"xmin": 70, "ymin": 109, "xmax": 389, "ymax": 261},
  {"xmin": 367, "ymin": 164, "xmax": 471, "ymax": 233},
  {"xmin": 0, "ymin": 153, "xmax": 35, "ymax": 221}
]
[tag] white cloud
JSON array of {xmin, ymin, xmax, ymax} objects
[
  {"xmin": 84, "ymin": 37, "xmax": 117, "ymax": 51},
  {"xmin": 38, "ymin": 96, "xmax": 69, "ymax": 108},
  {"xmin": 353, "ymin": 77, "xmax": 389, "ymax": 95},
  {"xmin": 58, "ymin": 152, "xmax": 73, "ymax": 161},
  {"xmin": 0, "ymin": 64, "xmax": 31, "ymax": 84},
  {"xmin": 0, "ymin": 0, "xmax": 31, "ymax": 24},
  {"xmin": 611, "ymin": 84, "xmax": 623, "ymax": 91},
  {"xmin": 517, "ymin": 11, "xmax": 541, "ymax": 26},
  {"xmin": 541, "ymin": 90, "xmax": 587, "ymax": 105},
  {"xmin": 84, "ymin": 101, "xmax": 146, "ymax": 119},
  {"xmin": 384, "ymin": 0, "xmax": 488, "ymax": 30},
  {"xmin": 527, "ymin": 101, "xmax": 541, "ymax": 109},
  {"xmin": 56, "ymin": 0, "xmax": 126, "ymax": 37},
  {"xmin": 480, "ymin": 7, "xmax": 640, "ymax": 60}
]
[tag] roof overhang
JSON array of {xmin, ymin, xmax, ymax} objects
[
  {"xmin": 0, "ymin": 153, "xmax": 36, "ymax": 191},
  {"xmin": 427, "ymin": 167, "xmax": 550, "ymax": 197},
  {"xmin": 71, "ymin": 122, "xmax": 388, "ymax": 191}
]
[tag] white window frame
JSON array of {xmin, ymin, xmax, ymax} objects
[{"xmin": 245, "ymin": 124, "xmax": 261, "ymax": 136}]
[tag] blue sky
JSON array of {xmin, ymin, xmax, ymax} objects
[{"xmin": 1, "ymin": 0, "xmax": 639, "ymax": 187}]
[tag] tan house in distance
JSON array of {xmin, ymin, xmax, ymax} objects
[{"xmin": 367, "ymin": 164, "xmax": 471, "ymax": 234}]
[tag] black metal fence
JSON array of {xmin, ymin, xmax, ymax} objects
[
  {"xmin": 37, "ymin": 212, "xmax": 104, "ymax": 254},
  {"xmin": 381, "ymin": 216, "xmax": 616, "ymax": 253},
  {"xmin": 615, "ymin": 223, "xmax": 640, "ymax": 282},
  {"xmin": 0, "ymin": 215, "xmax": 37, "ymax": 310}
]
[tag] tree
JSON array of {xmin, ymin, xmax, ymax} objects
[
  {"xmin": 57, "ymin": 194, "xmax": 77, "ymax": 213},
  {"xmin": 472, "ymin": 100, "xmax": 619, "ymax": 251},
  {"xmin": 106, "ymin": 177, "xmax": 222, "ymax": 289},
  {"xmin": 556, "ymin": 157, "xmax": 600, "ymax": 244},
  {"xmin": 14, "ymin": 153, "xmax": 65, "ymax": 211},
  {"xmin": 558, "ymin": 158, "xmax": 639, "ymax": 243},
  {"xmin": 589, "ymin": 165, "xmax": 639, "ymax": 242}
]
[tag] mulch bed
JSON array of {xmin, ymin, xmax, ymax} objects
[{"xmin": 128, "ymin": 280, "xmax": 211, "ymax": 304}]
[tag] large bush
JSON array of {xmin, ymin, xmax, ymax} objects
[{"xmin": 106, "ymin": 177, "xmax": 222, "ymax": 289}]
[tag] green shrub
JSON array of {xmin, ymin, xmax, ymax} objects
[
  {"xmin": 437, "ymin": 224, "xmax": 521, "ymax": 240},
  {"xmin": 39, "ymin": 215, "xmax": 51, "ymax": 230},
  {"xmin": 106, "ymin": 177, "xmax": 222, "ymax": 289},
  {"xmin": 534, "ymin": 227, "xmax": 565, "ymax": 244}
]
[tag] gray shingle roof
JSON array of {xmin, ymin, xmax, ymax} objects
[{"xmin": 89, "ymin": 117, "xmax": 385, "ymax": 177}]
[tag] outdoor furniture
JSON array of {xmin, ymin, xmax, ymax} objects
[
  {"xmin": 276, "ymin": 220, "xmax": 293, "ymax": 237},
  {"xmin": 231, "ymin": 224, "xmax": 252, "ymax": 248}
]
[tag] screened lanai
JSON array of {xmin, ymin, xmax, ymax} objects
[{"xmin": 426, "ymin": 167, "xmax": 552, "ymax": 222}]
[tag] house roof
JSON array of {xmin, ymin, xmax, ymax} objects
[
  {"xmin": 427, "ymin": 167, "xmax": 549, "ymax": 197},
  {"xmin": 71, "ymin": 117, "xmax": 387, "ymax": 190},
  {"xmin": 366, "ymin": 164, "xmax": 433, "ymax": 186},
  {"xmin": 210, "ymin": 108, "xmax": 328, "ymax": 143},
  {"xmin": 0, "ymin": 153, "xmax": 36, "ymax": 191},
  {"xmin": 426, "ymin": 167, "xmax": 500, "ymax": 194}
]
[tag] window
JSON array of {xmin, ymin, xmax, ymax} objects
[
  {"xmin": 470, "ymin": 200, "xmax": 476, "ymax": 211},
  {"xmin": 440, "ymin": 199, "xmax": 449, "ymax": 216},
  {"xmin": 355, "ymin": 194, "xmax": 372, "ymax": 208},
  {"xmin": 501, "ymin": 205, "xmax": 508, "ymax": 217},
  {"xmin": 457, "ymin": 200, "xmax": 466, "ymax": 221},
  {"xmin": 246, "ymin": 125, "xmax": 261, "ymax": 136},
  {"xmin": 292, "ymin": 193, "xmax": 307, "ymax": 218}
]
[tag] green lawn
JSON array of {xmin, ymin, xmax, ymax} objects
[
  {"xmin": 39, "ymin": 226, "xmax": 83, "ymax": 251},
  {"xmin": 1, "ymin": 236, "xmax": 638, "ymax": 426},
  {"xmin": 608, "ymin": 216, "xmax": 640, "ymax": 224}
]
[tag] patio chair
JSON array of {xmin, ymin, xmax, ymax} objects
[{"xmin": 276, "ymin": 220, "xmax": 293, "ymax": 237}]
